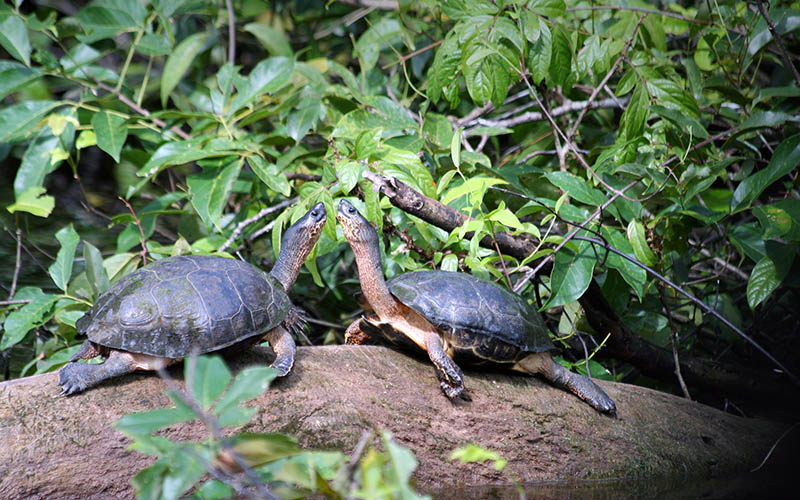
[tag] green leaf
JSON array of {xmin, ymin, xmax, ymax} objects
[
  {"xmin": 543, "ymin": 238, "xmax": 596, "ymax": 309},
  {"xmin": 136, "ymin": 33, "xmax": 171, "ymax": 56},
  {"xmin": 355, "ymin": 18, "xmax": 403, "ymax": 71},
  {"xmin": 463, "ymin": 48, "xmax": 494, "ymax": 106},
  {"xmin": 286, "ymin": 98, "xmax": 323, "ymax": 143},
  {"xmin": 527, "ymin": 21, "xmax": 552, "ymax": 84},
  {"xmin": 137, "ymin": 138, "xmax": 239, "ymax": 179},
  {"xmin": 249, "ymin": 157, "xmax": 291, "ymax": 197},
  {"xmin": 244, "ymin": 22, "xmax": 292, "ymax": 57},
  {"xmin": 0, "ymin": 60, "xmax": 41, "ymax": 99},
  {"xmin": 441, "ymin": 253, "xmax": 458, "ymax": 272},
  {"xmin": 225, "ymin": 432, "xmax": 302, "ymax": 468},
  {"xmin": 115, "ymin": 405, "xmax": 197, "ymax": 436},
  {"xmin": 382, "ymin": 431, "xmax": 428, "ymax": 500},
  {"xmin": 451, "ymin": 126, "xmax": 462, "ymax": 169},
  {"xmin": 84, "ymin": 241, "xmax": 111, "ymax": 297},
  {"xmin": 0, "ymin": 100, "xmax": 62, "ymax": 143},
  {"xmin": 545, "ymin": 171, "xmax": 606, "ymax": 206},
  {"xmin": 622, "ymin": 85, "xmax": 649, "ymax": 140},
  {"xmin": 228, "ymin": 57, "xmax": 294, "ymax": 115},
  {"xmin": 746, "ymin": 243, "xmax": 796, "ymax": 309},
  {"xmin": 0, "ymin": 288, "xmax": 58, "ymax": 350},
  {"xmin": 600, "ymin": 227, "xmax": 646, "ymax": 300},
  {"xmin": 6, "ymin": 186, "xmax": 55, "ymax": 217},
  {"xmin": 213, "ymin": 366, "xmax": 277, "ymax": 416},
  {"xmin": 529, "ymin": 0, "xmax": 566, "ymax": 18},
  {"xmin": 48, "ymin": 224, "xmax": 80, "ymax": 291},
  {"xmin": 449, "ymin": 443, "xmax": 507, "ymax": 471},
  {"xmin": 189, "ymin": 355, "xmax": 232, "ymax": 411},
  {"xmin": 754, "ymin": 199, "xmax": 800, "ymax": 241},
  {"xmin": 626, "ymin": 219, "xmax": 657, "ymax": 268},
  {"xmin": 0, "ymin": 15, "xmax": 31, "ymax": 66},
  {"xmin": 336, "ymin": 160, "xmax": 364, "ymax": 195},
  {"xmin": 549, "ymin": 24, "xmax": 572, "ymax": 86},
  {"xmin": 731, "ymin": 134, "xmax": 800, "ymax": 212},
  {"xmin": 91, "ymin": 111, "xmax": 128, "ymax": 162},
  {"xmin": 187, "ymin": 159, "xmax": 243, "ymax": 231},
  {"xmin": 161, "ymin": 32, "xmax": 209, "ymax": 107}
]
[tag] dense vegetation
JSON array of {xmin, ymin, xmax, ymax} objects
[{"xmin": 2, "ymin": 0, "xmax": 799, "ymax": 441}]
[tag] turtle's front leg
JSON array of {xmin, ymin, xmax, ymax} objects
[
  {"xmin": 264, "ymin": 326, "xmax": 296, "ymax": 377},
  {"xmin": 424, "ymin": 332, "xmax": 465, "ymax": 399},
  {"xmin": 58, "ymin": 350, "xmax": 138, "ymax": 395}
]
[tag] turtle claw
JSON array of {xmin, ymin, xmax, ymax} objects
[{"xmin": 58, "ymin": 363, "xmax": 88, "ymax": 396}]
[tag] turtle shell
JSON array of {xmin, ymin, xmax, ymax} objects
[
  {"xmin": 386, "ymin": 270, "xmax": 554, "ymax": 363},
  {"xmin": 77, "ymin": 255, "xmax": 289, "ymax": 359}
]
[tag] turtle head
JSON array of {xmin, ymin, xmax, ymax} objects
[
  {"xmin": 337, "ymin": 199, "xmax": 379, "ymax": 249},
  {"xmin": 270, "ymin": 202, "xmax": 327, "ymax": 290}
]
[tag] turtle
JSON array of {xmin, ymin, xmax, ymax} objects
[
  {"xmin": 57, "ymin": 202, "xmax": 327, "ymax": 395},
  {"xmin": 336, "ymin": 199, "xmax": 616, "ymax": 415}
]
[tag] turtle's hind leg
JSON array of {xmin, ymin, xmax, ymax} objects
[
  {"xmin": 265, "ymin": 326, "xmax": 296, "ymax": 377},
  {"xmin": 58, "ymin": 350, "xmax": 138, "ymax": 396},
  {"xmin": 515, "ymin": 352, "xmax": 617, "ymax": 415}
]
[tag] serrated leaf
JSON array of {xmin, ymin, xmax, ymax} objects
[
  {"xmin": 542, "ymin": 238, "xmax": 596, "ymax": 309},
  {"xmin": 746, "ymin": 244, "xmax": 796, "ymax": 309},
  {"xmin": 84, "ymin": 241, "xmax": 111, "ymax": 297},
  {"xmin": 189, "ymin": 355, "xmax": 232, "ymax": 411},
  {"xmin": 92, "ymin": 111, "xmax": 128, "ymax": 162},
  {"xmin": 48, "ymin": 224, "xmax": 80, "ymax": 291},
  {"xmin": 161, "ymin": 32, "xmax": 209, "ymax": 107},
  {"xmin": 0, "ymin": 15, "xmax": 31, "ymax": 66},
  {"xmin": 626, "ymin": 220, "xmax": 657, "ymax": 268},
  {"xmin": 0, "ymin": 288, "xmax": 58, "ymax": 349},
  {"xmin": 6, "ymin": 186, "xmax": 55, "ymax": 217},
  {"xmin": 731, "ymin": 134, "xmax": 800, "ymax": 212}
]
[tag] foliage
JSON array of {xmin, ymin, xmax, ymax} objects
[
  {"xmin": 1, "ymin": 0, "xmax": 799, "ymax": 399},
  {"xmin": 116, "ymin": 354, "xmax": 428, "ymax": 500}
]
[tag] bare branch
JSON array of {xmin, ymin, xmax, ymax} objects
[{"xmin": 219, "ymin": 197, "xmax": 297, "ymax": 253}]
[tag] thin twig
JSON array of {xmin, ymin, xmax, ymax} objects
[
  {"xmin": 658, "ymin": 286, "xmax": 692, "ymax": 400},
  {"xmin": 469, "ymin": 97, "xmax": 627, "ymax": 132},
  {"xmin": 382, "ymin": 40, "xmax": 443, "ymax": 69},
  {"xmin": 225, "ymin": 0, "xmax": 236, "ymax": 66},
  {"xmin": 220, "ymin": 197, "xmax": 297, "ymax": 252},
  {"xmin": 9, "ymin": 228, "xmax": 22, "ymax": 300},
  {"xmin": 751, "ymin": 422, "xmax": 799, "ymax": 472},
  {"xmin": 119, "ymin": 197, "xmax": 149, "ymax": 263},
  {"xmin": 755, "ymin": 0, "xmax": 800, "ymax": 86},
  {"xmin": 96, "ymin": 82, "xmax": 192, "ymax": 140},
  {"xmin": 0, "ymin": 299, "xmax": 31, "ymax": 306}
]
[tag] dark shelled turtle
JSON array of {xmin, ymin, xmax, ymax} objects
[
  {"xmin": 58, "ymin": 202, "xmax": 327, "ymax": 395},
  {"xmin": 337, "ymin": 199, "xmax": 615, "ymax": 415}
]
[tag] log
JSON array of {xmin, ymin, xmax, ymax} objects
[{"xmin": 0, "ymin": 345, "xmax": 793, "ymax": 499}]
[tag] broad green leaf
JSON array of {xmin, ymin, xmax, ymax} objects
[
  {"xmin": 543, "ymin": 238, "xmax": 596, "ymax": 309},
  {"xmin": 161, "ymin": 32, "xmax": 209, "ymax": 107},
  {"xmin": 449, "ymin": 443, "xmax": 507, "ymax": 471},
  {"xmin": 694, "ymin": 33, "xmax": 718, "ymax": 71},
  {"xmin": 286, "ymin": 98, "xmax": 323, "ymax": 143},
  {"xmin": 228, "ymin": 57, "xmax": 294, "ymax": 115},
  {"xmin": 0, "ymin": 15, "xmax": 30, "ymax": 66},
  {"xmin": 650, "ymin": 105, "xmax": 709, "ymax": 140},
  {"xmin": 754, "ymin": 199, "xmax": 800, "ymax": 241},
  {"xmin": 76, "ymin": 130, "xmax": 97, "ymax": 149},
  {"xmin": 622, "ymin": 85, "xmax": 649, "ymax": 140},
  {"xmin": 137, "ymin": 138, "xmax": 238, "ymax": 178},
  {"xmin": 161, "ymin": 448, "xmax": 207, "ymax": 500},
  {"xmin": 545, "ymin": 171, "xmax": 606, "ymax": 206},
  {"xmin": 244, "ymin": 22, "xmax": 292, "ymax": 57},
  {"xmin": 731, "ymin": 134, "xmax": 800, "ymax": 212},
  {"xmin": 382, "ymin": 431, "xmax": 428, "ymax": 500},
  {"xmin": 355, "ymin": 18, "xmax": 403, "ymax": 71},
  {"xmin": 626, "ymin": 220, "xmax": 657, "ymax": 268},
  {"xmin": 0, "ymin": 100, "xmax": 62, "ymax": 143},
  {"xmin": 91, "ymin": 111, "xmax": 128, "ymax": 162},
  {"xmin": 136, "ymin": 33, "xmax": 171, "ymax": 56},
  {"xmin": 336, "ymin": 160, "xmax": 364, "ymax": 195},
  {"xmin": 0, "ymin": 288, "xmax": 58, "ymax": 349},
  {"xmin": 77, "ymin": 5, "xmax": 141, "ymax": 43},
  {"xmin": 249, "ymin": 157, "xmax": 291, "ymax": 197},
  {"xmin": 189, "ymin": 355, "xmax": 232, "ymax": 411},
  {"xmin": 355, "ymin": 128, "xmax": 382, "ymax": 159},
  {"xmin": 48, "ymin": 224, "xmax": 80, "ymax": 291},
  {"xmin": 549, "ymin": 24, "xmax": 572, "ymax": 87},
  {"xmin": 213, "ymin": 366, "xmax": 277, "ymax": 417},
  {"xmin": 441, "ymin": 176, "xmax": 507, "ymax": 206},
  {"xmin": 379, "ymin": 146, "xmax": 436, "ymax": 197},
  {"xmin": 527, "ymin": 21, "xmax": 552, "ymax": 84},
  {"xmin": 84, "ymin": 241, "xmax": 111, "ymax": 297},
  {"xmin": 216, "ymin": 406, "xmax": 258, "ymax": 428},
  {"xmin": 529, "ymin": 0, "xmax": 566, "ymax": 18},
  {"xmin": 600, "ymin": 227, "xmax": 646, "ymax": 300},
  {"xmin": 746, "ymin": 243, "xmax": 796, "ymax": 309},
  {"xmin": 187, "ymin": 159, "xmax": 243, "ymax": 231},
  {"xmin": 463, "ymin": 48, "xmax": 494, "ymax": 106},
  {"xmin": 441, "ymin": 253, "xmax": 458, "ymax": 272},
  {"xmin": 0, "ymin": 61, "xmax": 41, "ymax": 99},
  {"xmin": 6, "ymin": 186, "xmax": 54, "ymax": 217},
  {"xmin": 225, "ymin": 433, "xmax": 302, "ymax": 468}
]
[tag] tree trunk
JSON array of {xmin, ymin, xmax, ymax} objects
[{"xmin": 0, "ymin": 345, "xmax": 793, "ymax": 499}]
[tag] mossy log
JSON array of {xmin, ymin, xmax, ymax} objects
[{"xmin": 0, "ymin": 345, "xmax": 793, "ymax": 499}]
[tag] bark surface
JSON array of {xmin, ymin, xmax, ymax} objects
[{"xmin": 0, "ymin": 345, "xmax": 793, "ymax": 500}]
